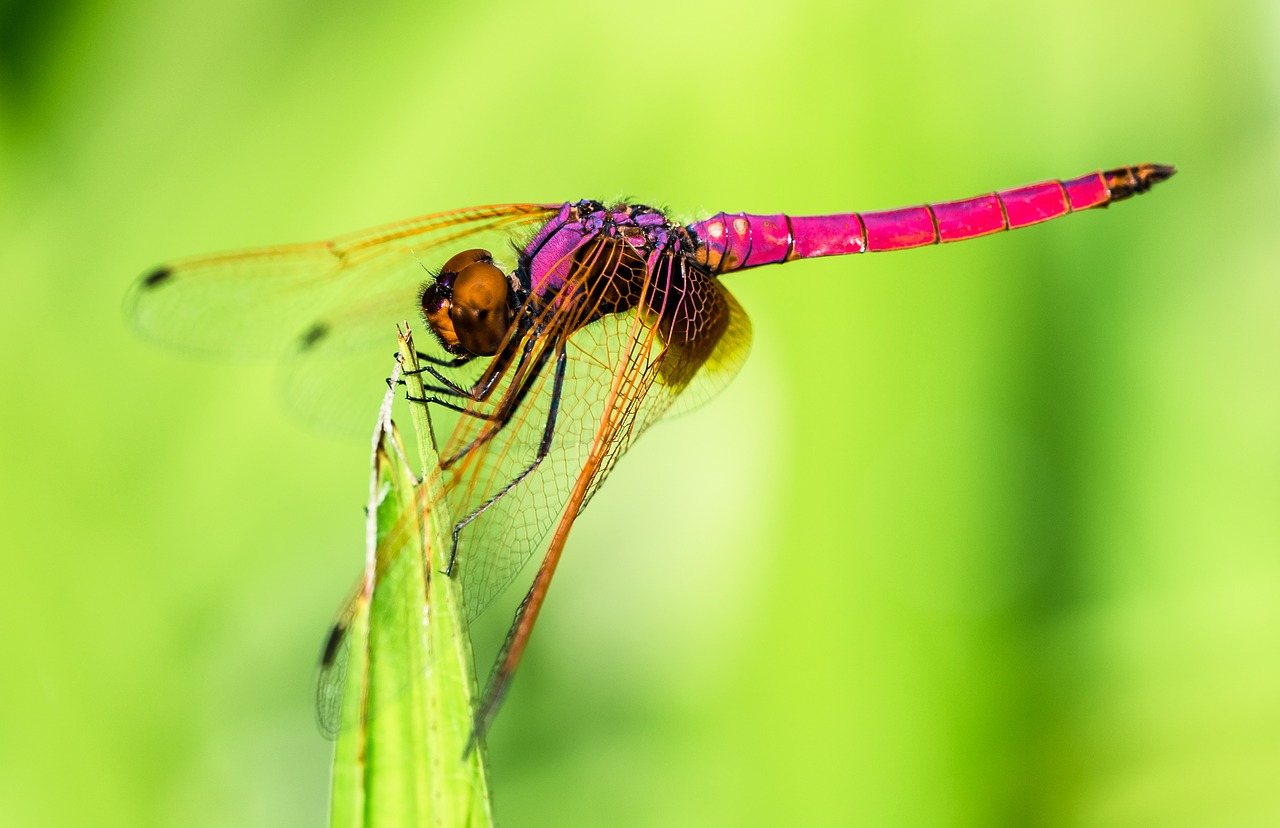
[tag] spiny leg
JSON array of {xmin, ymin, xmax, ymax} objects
[
  {"xmin": 410, "ymin": 329, "xmax": 529, "ymax": 403},
  {"xmin": 391, "ymin": 350, "xmax": 472, "ymax": 396},
  {"xmin": 414, "ymin": 352, "xmax": 472, "ymax": 369},
  {"xmin": 389, "ymin": 348, "xmax": 471, "ymax": 390},
  {"xmin": 405, "ymin": 333, "xmax": 537, "ymax": 427}
]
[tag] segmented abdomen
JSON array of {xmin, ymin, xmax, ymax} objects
[{"xmin": 688, "ymin": 164, "xmax": 1173, "ymax": 274}]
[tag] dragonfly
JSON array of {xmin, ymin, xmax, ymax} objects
[{"xmin": 128, "ymin": 163, "xmax": 1174, "ymax": 741}]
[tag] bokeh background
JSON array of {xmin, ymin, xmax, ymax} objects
[{"xmin": 2, "ymin": 0, "xmax": 1277, "ymax": 825}]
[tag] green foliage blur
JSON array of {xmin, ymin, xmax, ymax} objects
[{"xmin": 1, "ymin": 0, "xmax": 1276, "ymax": 826}]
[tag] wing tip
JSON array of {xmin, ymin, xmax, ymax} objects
[
  {"xmin": 314, "ymin": 621, "xmax": 349, "ymax": 741},
  {"xmin": 320, "ymin": 621, "xmax": 346, "ymax": 668},
  {"xmin": 141, "ymin": 265, "xmax": 173, "ymax": 289},
  {"xmin": 298, "ymin": 321, "xmax": 330, "ymax": 351}
]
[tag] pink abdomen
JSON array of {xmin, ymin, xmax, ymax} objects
[{"xmin": 688, "ymin": 164, "xmax": 1173, "ymax": 274}]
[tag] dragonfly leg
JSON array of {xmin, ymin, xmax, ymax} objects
[
  {"xmin": 401, "ymin": 377, "xmax": 489, "ymax": 415},
  {"xmin": 413, "ymin": 351, "xmax": 473, "ymax": 369},
  {"xmin": 413, "ymin": 393, "xmax": 480, "ymax": 416},
  {"xmin": 387, "ymin": 375, "xmax": 463, "ymax": 395},
  {"xmin": 413, "ymin": 367, "xmax": 559, "ymax": 421},
  {"xmin": 391, "ymin": 352, "xmax": 472, "ymax": 395},
  {"xmin": 405, "ymin": 330, "xmax": 533, "ymax": 408},
  {"xmin": 444, "ymin": 344, "xmax": 568, "ymax": 576},
  {"xmin": 410, "ymin": 333, "xmax": 561, "ymax": 470},
  {"xmin": 425, "ymin": 332, "xmax": 533, "ymax": 403},
  {"xmin": 421, "ymin": 365, "xmax": 475, "ymax": 396},
  {"xmin": 405, "ymin": 337, "xmax": 543, "ymax": 430},
  {"xmin": 402, "ymin": 354, "xmax": 473, "ymax": 382}
]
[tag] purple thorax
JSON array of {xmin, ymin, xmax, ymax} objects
[{"xmin": 519, "ymin": 201, "xmax": 681, "ymax": 300}]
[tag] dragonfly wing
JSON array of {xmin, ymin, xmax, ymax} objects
[
  {"xmin": 443, "ymin": 307, "xmax": 677, "ymax": 620},
  {"xmin": 128, "ymin": 204, "xmax": 555, "ymax": 357},
  {"xmin": 128, "ymin": 204, "xmax": 558, "ymax": 430},
  {"xmin": 661, "ymin": 281, "xmax": 753, "ymax": 418},
  {"xmin": 315, "ymin": 580, "xmax": 361, "ymax": 739},
  {"xmin": 443, "ymin": 251, "xmax": 746, "ymax": 620},
  {"xmin": 128, "ymin": 241, "xmax": 342, "ymax": 358}
]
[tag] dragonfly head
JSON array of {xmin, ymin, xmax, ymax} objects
[{"xmin": 420, "ymin": 248, "xmax": 519, "ymax": 357}]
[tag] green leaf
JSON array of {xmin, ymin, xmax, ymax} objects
[{"xmin": 328, "ymin": 330, "xmax": 493, "ymax": 828}]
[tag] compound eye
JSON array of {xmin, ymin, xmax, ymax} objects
[
  {"xmin": 420, "ymin": 279, "xmax": 460, "ymax": 352},
  {"xmin": 439, "ymin": 248, "xmax": 492, "ymax": 278},
  {"xmin": 420, "ymin": 249, "xmax": 511, "ymax": 355},
  {"xmin": 448, "ymin": 256, "xmax": 514, "ymax": 356}
]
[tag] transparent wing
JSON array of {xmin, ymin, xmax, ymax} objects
[
  {"xmin": 444, "ymin": 310, "xmax": 670, "ymax": 620},
  {"xmin": 127, "ymin": 203, "xmax": 559, "ymax": 431},
  {"xmin": 128, "ymin": 204, "xmax": 557, "ymax": 356},
  {"xmin": 443, "ymin": 246, "xmax": 753, "ymax": 620}
]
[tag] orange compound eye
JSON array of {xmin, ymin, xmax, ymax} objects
[
  {"xmin": 439, "ymin": 248, "xmax": 493, "ymax": 277},
  {"xmin": 419, "ymin": 249, "xmax": 515, "ymax": 357},
  {"xmin": 449, "ymin": 257, "xmax": 514, "ymax": 356},
  {"xmin": 420, "ymin": 289, "xmax": 460, "ymax": 352}
]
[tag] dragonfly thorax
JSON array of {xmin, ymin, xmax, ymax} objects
[
  {"xmin": 419, "ymin": 248, "xmax": 523, "ymax": 356},
  {"xmin": 515, "ymin": 200, "xmax": 700, "ymax": 298}
]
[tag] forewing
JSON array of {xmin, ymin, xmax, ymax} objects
[
  {"xmin": 128, "ymin": 204, "xmax": 555, "ymax": 356},
  {"xmin": 128, "ymin": 204, "xmax": 558, "ymax": 431}
]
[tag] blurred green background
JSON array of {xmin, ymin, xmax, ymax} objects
[{"xmin": 2, "ymin": 0, "xmax": 1277, "ymax": 825}]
